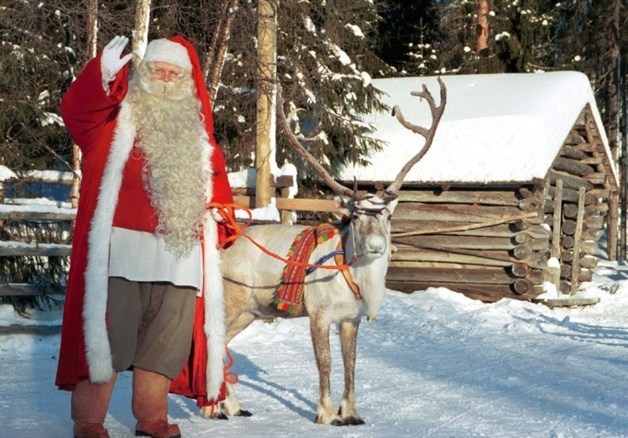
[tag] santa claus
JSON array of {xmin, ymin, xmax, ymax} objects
[{"xmin": 56, "ymin": 35, "xmax": 234, "ymax": 438}]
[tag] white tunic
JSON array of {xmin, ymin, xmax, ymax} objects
[{"xmin": 108, "ymin": 226, "xmax": 203, "ymax": 292}]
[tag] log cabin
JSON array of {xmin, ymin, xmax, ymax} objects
[{"xmin": 337, "ymin": 72, "xmax": 619, "ymax": 303}]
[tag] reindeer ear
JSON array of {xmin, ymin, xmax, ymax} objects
[{"xmin": 334, "ymin": 195, "xmax": 352, "ymax": 217}]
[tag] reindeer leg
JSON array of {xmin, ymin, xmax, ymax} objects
[
  {"xmin": 338, "ymin": 320, "xmax": 365, "ymax": 425},
  {"xmin": 200, "ymin": 310, "xmax": 256, "ymax": 419},
  {"xmin": 310, "ymin": 314, "xmax": 344, "ymax": 426}
]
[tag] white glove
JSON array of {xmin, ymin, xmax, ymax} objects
[{"xmin": 100, "ymin": 36, "xmax": 133, "ymax": 86}]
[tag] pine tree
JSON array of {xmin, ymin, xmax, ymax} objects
[{"xmin": 196, "ymin": 0, "xmax": 390, "ymax": 175}]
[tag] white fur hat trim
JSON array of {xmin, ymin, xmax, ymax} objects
[{"xmin": 143, "ymin": 39, "xmax": 193, "ymax": 73}]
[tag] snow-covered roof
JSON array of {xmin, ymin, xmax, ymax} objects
[
  {"xmin": 338, "ymin": 72, "xmax": 615, "ymax": 186},
  {"xmin": 0, "ymin": 165, "xmax": 17, "ymax": 181}
]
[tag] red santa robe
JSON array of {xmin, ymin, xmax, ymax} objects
[{"xmin": 56, "ymin": 36, "xmax": 232, "ymax": 406}]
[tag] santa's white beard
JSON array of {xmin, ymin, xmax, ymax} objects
[{"xmin": 126, "ymin": 68, "xmax": 209, "ymax": 257}]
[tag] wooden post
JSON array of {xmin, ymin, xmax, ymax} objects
[
  {"xmin": 549, "ymin": 179, "xmax": 563, "ymax": 292},
  {"xmin": 255, "ymin": 0, "xmax": 277, "ymax": 208},
  {"xmin": 608, "ymin": 190, "xmax": 619, "ymax": 261},
  {"xmin": 551, "ymin": 180, "xmax": 563, "ymax": 259},
  {"xmin": 570, "ymin": 187, "xmax": 586, "ymax": 295}
]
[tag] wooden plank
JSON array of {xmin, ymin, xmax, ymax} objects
[
  {"xmin": 387, "ymin": 265, "xmax": 516, "ymax": 285},
  {"xmin": 393, "ymin": 203, "xmax": 541, "ymax": 223},
  {"xmin": 390, "ymin": 260, "xmax": 543, "ymax": 284},
  {"xmin": 394, "ymin": 234, "xmax": 549, "ymax": 251},
  {"xmin": 0, "ymin": 211, "xmax": 76, "ymax": 221},
  {"xmin": 551, "ymin": 179, "xmax": 563, "ymax": 259},
  {"xmin": 0, "ymin": 284, "xmax": 59, "ymax": 296},
  {"xmin": 391, "ymin": 248, "xmax": 512, "ymax": 267},
  {"xmin": 233, "ymin": 195, "xmax": 339, "ymax": 213},
  {"xmin": 397, "ymin": 189, "xmax": 523, "ymax": 206},
  {"xmin": 0, "ymin": 244, "xmax": 72, "ymax": 257},
  {"xmin": 534, "ymin": 296, "xmax": 600, "ymax": 307},
  {"xmin": 393, "ymin": 242, "xmax": 549, "ymax": 269},
  {"xmin": 570, "ymin": 187, "xmax": 586, "ymax": 295},
  {"xmin": 391, "ymin": 220, "xmax": 550, "ymax": 239}
]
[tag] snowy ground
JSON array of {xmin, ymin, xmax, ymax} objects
[{"xmin": 2, "ymin": 259, "xmax": 628, "ymax": 437}]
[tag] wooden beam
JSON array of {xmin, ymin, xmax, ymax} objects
[
  {"xmin": 0, "ymin": 212, "xmax": 76, "ymax": 221},
  {"xmin": 233, "ymin": 195, "xmax": 339, "ymax": 213},
  {"xmin": 0, "ymin": 284, "xmax": 60, "ymax": 296},
  {"xmin": 0, "ymin": 244, "xmax": 72, "ymax": 257}
]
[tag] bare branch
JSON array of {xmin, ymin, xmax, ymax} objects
[{"xmin": 386, "ymin": 77, "xmax": 447, "ymax": 194}]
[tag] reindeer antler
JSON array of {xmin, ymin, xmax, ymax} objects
[
  {"xmin": 386, "ymin": 77, "xmax": 447, "ymax": 194},
  {"xmin": 277, "ymin": 84, "xmax": 353, "ymax": 197}
]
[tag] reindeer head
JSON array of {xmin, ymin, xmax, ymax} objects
[{"xmin": 336, "ymin": 190, "xmax": 399, "ymax": 260}]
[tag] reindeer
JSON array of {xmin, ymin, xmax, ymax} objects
[{"xmin": 202, "ymin": 78, "xmax": 447, "ymax": 425}]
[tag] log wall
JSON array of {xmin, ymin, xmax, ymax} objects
[
  {"xmin": 385, "ymin": 108, "xmax": 617, "ymax": 303},
  {"xmin": 386, "ymin": 185, "xmax": 548, "ymax": 302}
]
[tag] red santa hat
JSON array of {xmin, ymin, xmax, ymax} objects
[{"xmin": 143, "ymin": 38, "xmax": 193, "ymax": 73}]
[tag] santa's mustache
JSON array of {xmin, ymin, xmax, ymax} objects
[{"xmin": 140, "ymin": 77, "xmax": 193, "ymax": 101}]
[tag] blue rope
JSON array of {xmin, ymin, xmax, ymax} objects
[{"xmin": 306, "ymin": 250, "xmax": 345, "ymax": 275}]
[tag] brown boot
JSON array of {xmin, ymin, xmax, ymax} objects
[
  {"xmin": 73, "ymin": 421, "xmax": 110, "ymax": 438},
  {"xmin": 71, "ymin": 376, "xmax": 116, "ymax": 438},
  {"xmin": 135, "ymin": 420, "xmax": 181, "ymax": 438},
  {"xmin": 132, "ymin": 368, "xmax": 179, "ymax": 437}
]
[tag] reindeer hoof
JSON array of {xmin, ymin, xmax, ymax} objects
[
  {"xmin": 344, "ymin": 416, "xmax": 365, "ymax": 426},
  {"xmin": 202, "ymin": 412, "xmax": 229, "ymax": 420},
  {"xmin": 234, "ymin": 409, "xmax": 253, "ymax": 417},
  {"xmin": 314, "ymin": 416, "xmax": 346, "ymax": 426}
]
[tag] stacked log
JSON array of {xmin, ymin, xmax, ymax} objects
[
  {"xmin": 543, "ymin": 111, "xmax": 614, "ymax": 295},
  {"xmin": 386, "ymin": 185, "xmax": 548, "ymax": 302}
]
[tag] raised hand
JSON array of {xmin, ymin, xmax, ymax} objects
[{"xmin": 100, "ymin": 36, "xmax": 134, "ymax": 83}]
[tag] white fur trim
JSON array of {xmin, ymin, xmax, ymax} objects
[
  {"xmin": 143, "ymin": 39, "xmax": 193, "ymax": 73},
  {"xmin": 203, "ymin": 217, "xmax": 226, "ymax": 400},
  {"xmin": 83, "ymin": 102, "xmax": 136, "ymax": 382},
  {"xmin": 199, "ymin": 137, "xmax": 226, "ymax": 401}
]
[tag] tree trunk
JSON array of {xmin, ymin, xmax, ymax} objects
[
  {"xmin": 72, "ymin": 0, "xmax": 100, "ymax": 208},
  {"xmin": 205, "ymin": 0, "xmax": 239, "ymax": 102},
  {"xmin": 476, "ymin": 0, "xmax": 490, "ymax": 57},
  {"xmin": 132, "ymin": 0, "xmax": 152, "ymax": 67},
  {"xmin": 255, "ymin": 0, "xmax": 278, "ymax": 208}
]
